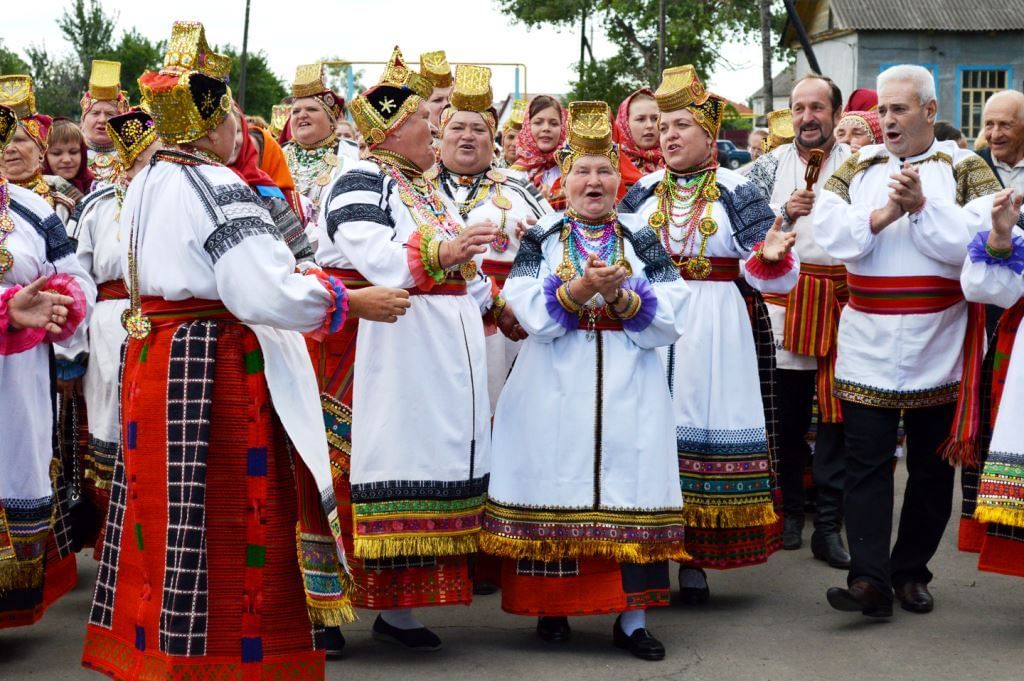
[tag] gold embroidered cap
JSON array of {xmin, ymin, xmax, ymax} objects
[
  {"xmin": 161, "ymin": 21, "xmax": 232, "ymax": 81},
  {"xmin": 419, "ymin": 50, "xmax": 453, "ymax": 88},
  {"xmin": 138, "ymin": 70, "xmax": 232, "ymax": 144},
  {"xmin": 107, "ymin": 109, "xmax": 158, "ymax": 168},
  {"xmin": 654, "ymin": 65, "xmax": 708, "ymax": 113},
  {"xmin": 270, "ymin": 103, "xmax": 290, "ymax": 139},
  {"xmin": 0, "ymin": 75, "xmax": 37, "ymax": 120},
  {"xmin": 81, "ymin": 60, "xmax": 130, "ymax": 113},
  {"xmin": 291, "ymin": 63, "xmax": 344, "ymax": 121},
  {"xmin": 502, "ymin": 98, "xmax": 528, "ymax": 133},
  {"xmin": 0, "ymin": 105, "xmax": 17, "ymax": 151},
  {"xmin": 555, "ymin": 100, "xmax": 619, "ymax": 174},
  {"xmin": 440, "ymin": 64, "xmax": 497, "ymax": 136},
  {"xmin": 351, "ymin": 46, "xmax": 432, "ymax": 146},
  {"xmin": 763, "ymin": 108, "xmax": 795, "ymax": 152}
]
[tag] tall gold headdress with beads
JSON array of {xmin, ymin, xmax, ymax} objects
[
  {"xmin": 555, "ymin": 100, "xmax": 619, "ymax": 175},
  {"xmin": 654, "ymin": 64, "xmax": 724, "ymax": 139},
  {"xmin": 292, "ymin": 63, "xmax": 343, "ymax": 121},
  {"xmin": 763, "ymin": 108, "xmax": 795, "ymax": 153},
  {"xmin": 161, "ymin": 21, "xmax": 232, "ymax": 80},
  {"xmin": 441, "ymin": 64, "xmax": 496, "ymax": 135},
  {"xmin": 107, "ymin": 109, "xmax": 158, "ymax": 168},
  {"xmin": 351, "ymin": 46, "xmax": 433, "ymax": 146},
  {"xmin": 0, "ymin": 105, "xmax": 17, "ymax": 150},
  {"xmin": 0, "ymin": 75, "xmax": 36, "ymax": 120},
  {"xmin": 81, "ymin": 60, "xmax": 129, "ymax": 114},
  {"xmin": 502, "ymin": 98, "xmax": 528, "ymax": 133},
  {"xmin": 419, "ymin": 50, "xmax": 453, "ymax": 88}
]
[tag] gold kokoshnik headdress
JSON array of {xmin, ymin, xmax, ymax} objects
[
  {"xmin": 350, "ymin": 46, "xmax": 433, "ymax": 146},
  {"xmin": 654, "ymin": 64, "xmax": 725, "ymax": 139},
  {"xmin": 555, "ymin": 100, "xmax": 620, "ymax": 175},
  {"xmin": 440, "ymin": 64, "xmax": 497, "ymax": 136}
]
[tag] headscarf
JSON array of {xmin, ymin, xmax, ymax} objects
[
  {"xmin": 42, "ymin": 117, "xmax": 95, "ymax": 195},
  {"xmin": 228, "ymin": 103, "xmax": 276, "ymax": 189},
  {"xmin": 511, "ymin": 95, "xmax": 567, "ymax": 186},
  {"xmin": 256, "ymin": 126, "xmax": 304, "ymax": 220},
  {"xmin": 838, "ymin": 110, "xmax": 881, "ymax": 145},
  {"xmin": 845, "ymin": 88, "xmax": 878, "ymax": 114},
  {"xmin": 613, "ymin": 88, "xmax": 663, "ymax": 175},
  {"xmin": 19, "ymin": 113, "xmax": 52, "ymax": 153}
]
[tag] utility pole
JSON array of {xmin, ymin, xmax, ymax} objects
[
  {"xmin": 580, "ymin": 3, "xmax": 587, "ymax": 83},
  {"xmin": 658, "ymin": 0, "xmax": 666, "ymax": 74},
  {"xmin": 238, "ymin": 0, "xmax": 251, "ymax": 109},
  {"xmin": 760, "ymin": 0, "xmax": 773, "ymax": 111}
]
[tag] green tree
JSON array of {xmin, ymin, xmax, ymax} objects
[
  {"xmin": 24, "ymin": 45, "xmax": 82, "ymax": 118},
  {"xmin": 219, "ymin": 46, "xmax": 288, "ymax": 120},
  {"xmin": 0, "ymin": 39, "xmax": 30, "ymax": 75},
  {"xmin": 57, "ymin": 0, "xmax": 118, "ymax": 90},
  {"xmin": 98, "ymin": 29, "xmax": 164, "ymax": 104},
  {"xmin": 496, "ymin": 0, "xmax": 787, "ymax": 104}
]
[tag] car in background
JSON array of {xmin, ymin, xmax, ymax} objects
[{"xmin": 716, "ymin": 139, "xmax": 751, "ymax": 169}]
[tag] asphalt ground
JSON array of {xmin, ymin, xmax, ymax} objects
[{"xmin": 2, "ymin": 464, "xmax": 1022, "ymax": 681}]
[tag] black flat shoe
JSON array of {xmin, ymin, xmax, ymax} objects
[
  {"xmin": 536, "ymin": 616, "xmax": 571, "ymax": 642},
  {"xmin": 811, "ymin": 531, "xmax": 851, "ymax": 569},
  {"xmin": 826, "ymin": 580, "xmax": 893, "ymax": 618},
  {"xmin": 314, "ymin": 626, "xmax": 345, "ymax": 659},
  {"xmin": 371, "ymin": 614, "xmax": 442, "ymax": 651},
  {"xmin": 678, "ymin": 566, "xmax": 710, "ymax": 605},
  {"xmin": 612, "ymin": 615, "xmax": 665, "ymax": 661}
]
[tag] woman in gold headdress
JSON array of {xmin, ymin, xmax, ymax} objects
[{"xmin": 481, "ymin": 100, "xmax": 690, "ymax": 661}]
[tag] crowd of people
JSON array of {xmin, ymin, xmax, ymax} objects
[{"xmin": 1, "ymin": 19, "xmax": 1023, "ymax": 680}]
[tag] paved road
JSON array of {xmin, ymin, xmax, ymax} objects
[{"xmin": 2, "ymin": 466, "xmax": 1021, "ymax": 680}]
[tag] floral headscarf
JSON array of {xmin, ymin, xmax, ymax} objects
[
  {"xmin": 613, "ymin": 88, "xmax": 663, "ymax": 175},
  {"xmin": 511, "ymin": 95, "xmax": 567, "ymax": 188}
]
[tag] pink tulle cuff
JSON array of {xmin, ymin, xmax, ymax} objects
[
  {"xmin": 745, "ymin": 243, "xmax": 796, "ymax": 280},
  {"xmin": 0, "ymin": 286, "xmax": 47, "ymax": 355},
  {"xmin": 406, "ymin": 230, "xmax": 442, "ymax": 291},
  {"xmin": 304, "ymin": 268, "xmax": 349, "ymax": 341},
  {"xmin": 44, "ymin": 274, "xmax": 87, "ymax": 343}
]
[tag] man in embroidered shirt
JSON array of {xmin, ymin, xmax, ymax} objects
[
  {"xmin": 746, "ymin": 74, "xmax": 851, "ymax": 568},
  {"xmin": 981, "ymin": 90, "xmax": 1024, "ymax": 196},
  {"xmin": 813, "ymin": 65, "xmax": 1001, "ymax": 619}
]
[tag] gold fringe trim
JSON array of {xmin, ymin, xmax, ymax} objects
[
  {"xmin": 0, "ymin": 561, "xmax": 45, "ymax": 594},
  {"xmin": 353, "ymin": 532, "xmax": 479, "ymax": 560},
  {"xmin": 307, "ymin": 596, "xmax": 357, "ymax": 627},
  {"xmin": 478, "ymin": 531, "xmax": 691, "ymax": 565},
  {"xmin": 681, "ymin": 503, "xmax": 778, "ymax": 530},
  {"xmin": 974, "ymin": 504, "xmax": 1024, "ymax": 529}
]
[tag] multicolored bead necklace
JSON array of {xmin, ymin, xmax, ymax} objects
[
  {"xmin": 555, "ymin": 209, "xmax": 629, "ymax": 281},
  {"xmin": 649, "ymin": 168, "xmax": 721, "ymax": 280},
  {"xmin": 436, "ymin": 167, "xmax": 513, "ymax": 253},
  {"xmin": 0, "ymin": 179, "xmax": 16, "ymax": 283}
]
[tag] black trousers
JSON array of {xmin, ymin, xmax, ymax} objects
[
  {"xmin": 841, "ymin": 400, "xmax": 956, "ymax": 595},
  {"xmin": 776, "ymin": 369, "xmax": 846, "ymax": 531}
]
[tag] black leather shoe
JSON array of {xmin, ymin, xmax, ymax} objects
[
  {"xmin": 894, "ymin": 581, "xmax": 934, "ymax": 614},
  {"xmin": 371, "ymin": 614, "xmax": 442, "ymax": 651},
  {"xmin": 826, "ymin": 580, "xmax": 893, "ymax": 618},
  {"xmin": 678, "ymin": 566, "xmax": 710, "ymax": 605},
  {"xmin": 612, "ymin": 615, "xmax": 665, "ymax": 661},
  {"xmin": 536, "ymin": 616, "xmax": 571, "ymax": 642},
  {"xmin": 811, "ymin": 531, "xmax": 851, "ymax": 569},
  {"xmin": 783, "ymin": 514, "xmax": 804, "ymax": 550},
  {"xmin": 314, "ymin": 626, "xmax": 345, "ymax": 659}
]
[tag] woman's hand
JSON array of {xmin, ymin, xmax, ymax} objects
[
  {"xmin": 760, "ymin": 217, "xmax": 797, "ymax": 263},
  {"xmin": 347, "ymin": 287, "xmax": 412, "ymax": 324},
  {"xmin": 8, "ymin": 276, "xmax": 73, "ymax": 333},
  {"xmin": 439, "ymin": 221, "xmax": 499, "ymax": 268}
]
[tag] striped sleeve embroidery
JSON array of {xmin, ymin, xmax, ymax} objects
[
  {"xmin": 325, "ymin": 170, "xmax": 393, "ymax": 242},
  {"xmin": 955, "ymin": 154, "xmax": 1002, "ymax": 206}
]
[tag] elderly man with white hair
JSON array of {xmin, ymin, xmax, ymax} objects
[
  {"xmin": 813, "ymin": 64, "xmax": 1001, "ymax": 618},
  {"xmin": 979, "ymin": 90, "xmax": 1024, "ymax": 195}
]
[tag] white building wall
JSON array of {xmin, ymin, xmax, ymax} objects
[{"xmin": 795, "ymin": 33, "xmax": 859, "ymax": 102}]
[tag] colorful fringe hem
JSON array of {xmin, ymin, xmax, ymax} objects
[
  {"xmin": 680, "ymin": 502, "xmax": 778, "ymax": 530},
  {"xmin": 479, "ymin": 531, "xmax": 691, "ymax": 565},
  {"xmin": 974, "ymin": 505, "xmax": 1024, "ymax": 529},
  {"xmin": 352, "ymin": 532, "xmax": 480, "ymax": 560}
]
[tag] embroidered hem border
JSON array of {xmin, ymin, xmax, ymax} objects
[
  {"xmin": 678, "ymin": 497, "xmax": 778, "ymax": 530},
  {"xmin": 479, "ymin": 530, "xmax": 689, "ymax": 564},
  {"xmin": 834, "ymin": 379, "xmax": 959, "ymax": 409}
]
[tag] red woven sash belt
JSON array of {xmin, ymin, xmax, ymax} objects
[
  {"xmin": 97, "ymin": 280, "xmax": 129, "ymax": 301},
  {"xmin": 482, "ymin": 259, "xmax": 513, "ymax": 287},
  {"xmin": 139, "ymin": 297, "xmax": 237, "ymax": 328},
  {"xmin": 846, "ymin": 274, "xmax": 964, "ymax": 315},
  {"xmin": 678, "ymin": 257, "xmax": 741, "ymax": 282}
]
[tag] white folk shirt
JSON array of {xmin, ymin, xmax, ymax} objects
[
  {"xmin": 1, "ymin": 183, "xmax": 95, "ymax": 505},
  {"xmin": 813, "ymin": 139, "xmax": 999, "ymax": 407},
  {"xmin": 120, "ymin": 155, "xmax": 337, "ymax": 495},
  {"xmin": 747, "ymin": 142, "xmax": 850, "ymax": 370},
  {"xmin": 322, "ymin": 158, "xmax": 492, "ymax": 493}
]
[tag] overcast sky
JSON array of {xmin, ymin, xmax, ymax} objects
[{"xmin": 2, "ymin": 0, "xmax": 787, "ymax": 104}]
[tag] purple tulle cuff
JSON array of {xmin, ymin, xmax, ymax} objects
[
  {"xmin": 543, "ymin": 274, "xmax": 580, "ymax": 330},
  {"xmin": 620, "ymin": 277, "xmax": 658, "ymax": 333},
  {"xmin": 968, "ymin": 231, "xmax": 1024, "ymax": 274}
]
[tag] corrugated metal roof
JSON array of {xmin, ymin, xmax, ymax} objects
[{"xmin": 831, "ymin": 0, "xmax": 1024, "ymax": 32}]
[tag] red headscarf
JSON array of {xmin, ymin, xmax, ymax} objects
[
  {"xmin": 19, "ymin": 113, "xmax": 52, "ymax": 153},
  {"xmin": 228, "ymin": 103, "xmax": 276, "ymax": 189},
  {"xmin": 256, "ymin": 126, "xmax": 304, "ymax": 221},
  {"xmin": 614, "ymin": 88, "xmax": 663, "ymax": 175},
  {"xmin": 839, "ymin": 110, "xmax": 882, "ymax": 145},
  {"xmin": 845, "ymin": 88, "xmax": 878, "ymax": 114},
  {"xmin": 42, "ymin": 117, "xmax": 95, "ymax": 195},
  {"xmin": 511, "ymin": 95, "xmax": 567, "ymax": 188}
]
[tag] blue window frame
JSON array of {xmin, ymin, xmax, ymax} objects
[{"xmin": 956, "ymin": 64, "xmax": 1014, "ymax": 138}]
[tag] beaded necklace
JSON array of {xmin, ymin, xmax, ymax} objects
[
  {"xmin": 648, "ymin": 167, "xmax": 721, "ymax": 280},
  {"xmin": 436, "ymin": 166, "xmax": 513, "ymax": 253},
  {"xmin": 555, "ymin": 209, "xmax": 629, "ymax": 281},
  {"xmin": 16, "ymin": 172, "xmax": 56, "ymax": 208},
  {"xmin": 0, "ymin": 179, "xmax": 16, "ymax": 283},
  {"xmin": 378, "ymin": 157, "xmax": 478, "ymax": 280},
  {"xmin": 285, "ymin": 140, "xmax": 339, "ymax": 198}
]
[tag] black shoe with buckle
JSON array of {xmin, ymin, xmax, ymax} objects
[
  {"xmin": 536, "ymin": 616, "xmax": 571, "ymax": 642},
  {"xmin": 371, "ymin": 614, "xmax": 442, "ymax": 651},
  {"xmin": 314, "ymin": 626, "xmax": 345, "ymax": 659},
  {"xmin": 612, "ymin": 615, "xmax": 665, "ymax": 661}
]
